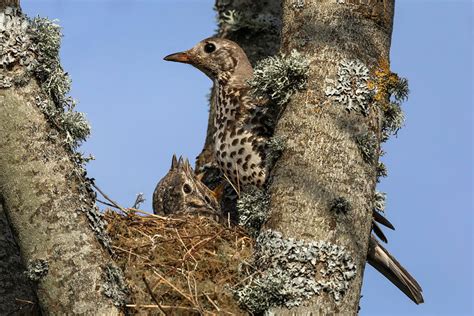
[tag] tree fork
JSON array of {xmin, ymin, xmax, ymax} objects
[{"xmin": 265, "ymin": 0, "xmax": 395, "ymax": 314}]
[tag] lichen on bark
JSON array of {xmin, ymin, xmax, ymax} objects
[
  {"xmin": 0, "ymin": 4, "xmax": 124, "ymax": 314},
  {"xmin": 234, "ymin": 230, "xmax": 357, "ymax": 314},
  {"xmin": 264, "ymin": 1, "xmax": 395, "ymax": 314}
]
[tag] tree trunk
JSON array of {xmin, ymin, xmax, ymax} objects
[
  {"xmin": 265, "ymin": 0, "xmax": 395, "ymax": 314},
  {"xmin": 196, "ymin": 0, "xmax": 282, "ymax": 172},
  {"xmin": 0, "ymin": 2, "xmax": 124, "ymax": 314},
  {"xmin": 0, "ymin": 203, "xmax": 40, "ymax": 315}
]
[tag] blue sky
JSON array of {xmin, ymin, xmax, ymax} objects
[{"xmin": 22, "ymin": 1, "xmax": 473, "ymax": 315}]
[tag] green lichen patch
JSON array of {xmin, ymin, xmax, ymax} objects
[
  {"xmin": 249, "ymin": 50, "xmax": 309, "ymax": 106},
  {"xmin": 325, "ymin": 59, "xmax": 374, "ymax": 115},
  {"xmin": 25, "ymin": 258, "xmax": 49, "ymax": 281},
  {"xmin": 237, "ymin": 186, "xmax": 269, "ymax": 237},
  {"xmin": 102, "ymin": 263, "xmax": 129, "ymax": 307},
  {"xmin": 234, "ymin": 230, "xmax": 357, "ymax": 314}
]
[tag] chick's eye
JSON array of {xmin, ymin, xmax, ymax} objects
[
  {"xmin": 183, "ymin": 183, "xmax": 192, "ymax": 194},
  {"xmin": 204, "ymin": 43, "xmax": 216, "ymax": 53}
]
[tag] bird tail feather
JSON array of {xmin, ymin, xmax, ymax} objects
[{"xmin": 367, "ymin": 236, "xmax": 424, "ymax": 304}]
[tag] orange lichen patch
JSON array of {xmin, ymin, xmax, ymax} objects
[
  {"xmin": 369, "ymin": 59, "xmax": 402, "ymax": 109},
  {"xmin": 105, "ymin": 210, "xmax": 253, "ymax": 315}
]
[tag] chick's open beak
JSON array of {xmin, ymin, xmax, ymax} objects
[{"xmin": 163, "ymin": 51, "xmax": 191, "ymax": 63}]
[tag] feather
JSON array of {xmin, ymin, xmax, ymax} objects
[
  {"xmin": 367, "ymin": 236, "xmax": 424, "ymax": 304},
  {"xmin": 373, "ymin": 209, "xmax": 395, "ymax": 230},
  {"xmin": 372, "ymin": 221, "xmax": 388, "ymax": 243}
]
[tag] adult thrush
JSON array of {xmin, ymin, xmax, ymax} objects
[{"xmin": 164, "ymin": 37, "xmax": 423, "ymax": 304}]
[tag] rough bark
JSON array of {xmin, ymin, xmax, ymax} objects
[
  {"xmin": 0, "ymin": 203, "xmax": 40, "ymax": 315},
  {"xmin": 0, "ymin": 0, "xmax": 18, "ymax": 11},
  {"xmin": 265, "ymin": 0, "xmax": 395, "ymax": 314},
  {"xmin": 0, "ymin": 1, "xmax": 123, "ymax": 314},
  {"xmin": 196, "ymin": 0, "xmax": 282, "ymax": 172},
  {"xmin": 0, "ymin": 87, "xmax": 121, "ymax": 315}
]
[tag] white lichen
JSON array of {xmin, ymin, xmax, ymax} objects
[
  {"xmin": 325, "ymin": 59, "xmax": 374, "ymax": 115},
  {"xmin": 218, "ymin": 9, "xmax": 279, "ymax": 33},
  {"xmin": 60, "ymin": 110, "xmax": 91, "ymax": 148},
  {"xmin": 219, "ymin": 10, "xmax": 241, "ymax": 32},
  {"xmin": 102, "ymin": 263, "xmax": 129, "ymax": 307},
  {"xmin": 374, "ymin": 191, "xmax": 386, "ymax": 213},
  {"xmin": 0, "ymin": 74, "xmax": 13, "ymax": 87},
  {"xmin": 381, "ymin": 102, "xmax": 405, "ymax": 141},
  {"xmin": 292, "ymin": 0, "xmax": 305, "ymax": 9},
  {"xmin": 249, "ymin": 50, "xmax": 309, "ymax": 106},
  {"xmin": 25, "ymin": 259, "xmax": 49, "ymax": 281},
  {"xmin": 235, "ymin": 230, "xmax": 357, "ymax": 313},
  {"xmin": 265, "ymin": 136, "xmax": 286, "ymax": 169},
  {"xmin": 390, "ymin": 77, "xmax": 410, "ymax": 103},
  {"xmin": 237, "ymin": 187, "xmax": 269, "ymax": 237},
  {"xmin": 1, "ymin": 10, "xmax": 91, "ymax": 148},
  {"xmin": 0, "ymin": 7, "xmax": 32, "ymax": 70},
  {"xmin": 81, "ymin": 202, "xmax": 112, "ymax": 252},
  {"xmin": 376, "ymin": 161, "xmax": 388, "ymax": 181},
  {"xmin": 1, "ymin": 10, "xmax": 108, "ymax": 254},
  {"xmin": 355, "ymin": 130, "xmax": 378, "ymax": 164},
  {"xmin": 330, "ymin": 197, "xmax": 352, "ymax": 215}
]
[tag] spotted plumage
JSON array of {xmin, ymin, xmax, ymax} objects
[
  {"xmin": 165, "ymin": 38, "xmax": 270, "ymax": 189},
  {"xmin": 164, "ymin": 38, "xmax": 423, "ymax": 304}
]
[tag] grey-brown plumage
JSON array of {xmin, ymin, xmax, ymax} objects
[
  {"xmin": 165, "ymin": 38, "xmax": 269, "ymax": 188},
  {"xmin": 152, "ymin": 155, "xmax": 219, "ymax": 218},
  {"xmin": 164, "ymin": 38, "xmax": 423, "ymax": 304},
  {"xmin": 368, "ymin": 236, "xmax": 424, "ymax": 304}
]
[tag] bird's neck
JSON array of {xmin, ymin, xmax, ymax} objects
[
  {"xmin": 213, "ymin": 62, "xmax": 253, "ymax": 130},
  {"xmin": 213, "ymin": 79, "xmax": 242, "ymax": 129}
]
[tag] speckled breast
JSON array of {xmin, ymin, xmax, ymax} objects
[{"xmin": 213, "ymin": 127, "xmax": 266, "ymax": 188}]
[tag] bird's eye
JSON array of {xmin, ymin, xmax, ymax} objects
[
  {"xmin": 183, "ymin": 183, "xmax": 192, "ymax": 194},
  {"xmin": 204, "ymin": 196, "xmax": 211, "ymax": 204},
  {"xmin": 204, "ymin": 43, "xmax": 216, "ymax": 54}
]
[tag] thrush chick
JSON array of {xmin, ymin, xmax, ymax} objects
[
  {"xmin": 152, "ymin": 155, "xmax": 220, "ymax": 218},
  {"xmin": 164, "ymin": 38, "xmax": 423, "ymax": 304}
]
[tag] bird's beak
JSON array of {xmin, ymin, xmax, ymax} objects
[{"xmin": 163, "ymin": 51, "xmax": 191, "ymax": 64}]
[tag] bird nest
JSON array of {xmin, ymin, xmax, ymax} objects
[{"xmin": 105, "ymin": 209, "xmax": 253, "ymax": 315}]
